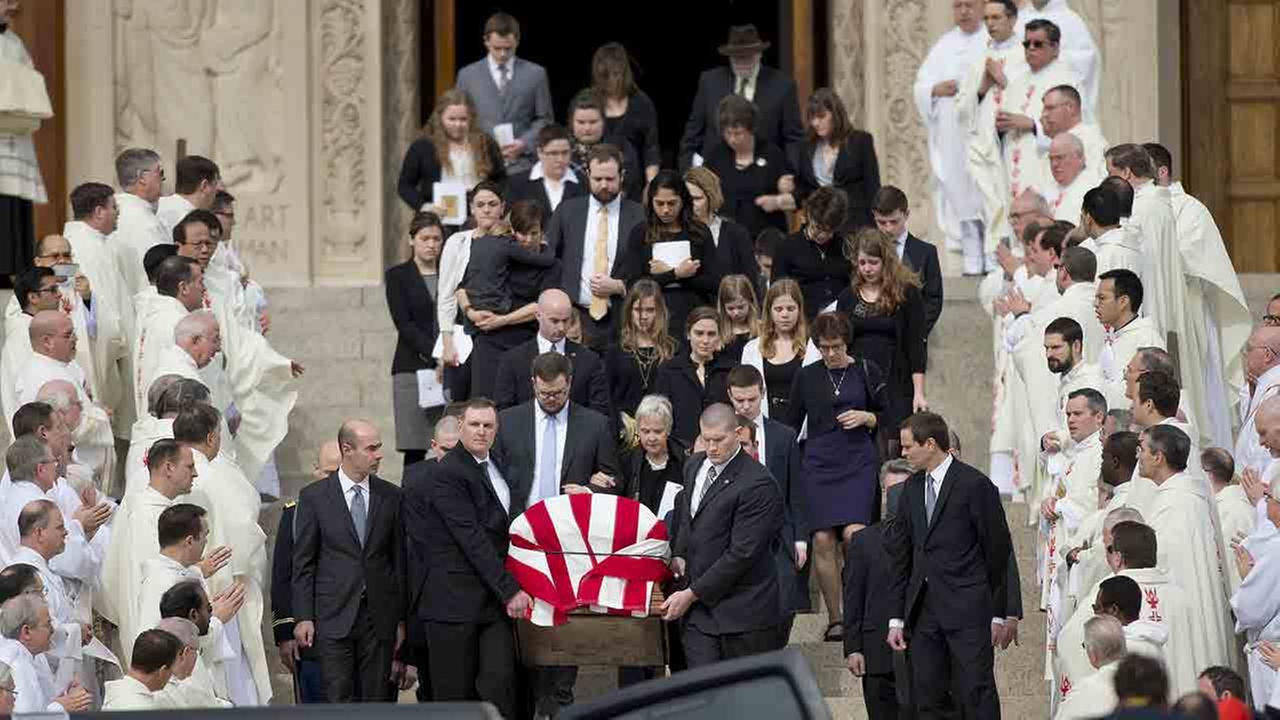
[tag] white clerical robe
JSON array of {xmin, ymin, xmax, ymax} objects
[
  {"xmin": 157, "ymin": 675, "xmax": 232, "ymax": 708},
  {"xmin": 1001, "ymin": 59, "xmax": 1082, "ymax": 201},
  {"xmin": 1055, "ymin": 566, "xmax": 1197, "ymax": 701},
  {"xmin": 959, "ymin": 35, "xmax": 1030, "ymax": 249},
  {"xmin": 13, "ymin": 352, "xmax": 115, "ymax": 481},
  {"xmin": 1, "ymin": 479, "xmax": 104, "ymax": 583},
  {"xmin": 100, "ymin": 485, "xmax": 175, "ymax": 645},
  {"xmin": 1232, "ymin": 528, "xmax": 1280, "ymax": 708},
  {"xmin": 1168, "ymin": 182, "xmax": 1252, "ymax": 450},
  {"xmin": 1125, "ymin": 619, "xmax": 1170, "ymax": 662},
  {"xmin": 1046, "ymin": 122, "xmax": 1108, "ymax": 189},
  {"xmin": 4, "ymin": 289, "xmax": 97, "ymax": 405},
  {"xmin": 111, "ymin": 192, "xmax": 169, "ymax": 302},
  {"xmin": 1093, "ymin": 226, "xmax": 1144, "ymax": 280},
  {"xmin": 182, "ymin": 449, "xmax": 272, "ymax": 704},
  {"xmin": 156, "ymin": 194, "xmax": 196, "ymax": 238},
  {"xmin": 1219, "ymin": 484, "xmax": 1258, "ymax": 595},
  {"xmin": 1050, "ymin": 172, "xmax": 1091, "ymax": 223},
  {"xmin": 133, "ymin": 554, "xmax": 233, "ymax": 704},
  {"xmin": 1014, "ymin": 0, "xmax": 1102, "ymax": 117},
  {"xmin": 1126, "ymin": 180, "xmax": 1182, "ymax": 344},
  {"xmin": 914, "ymin": 24, "xmax": 990, "ymax": 245},
  {"xmin": 64, "ymin": 219, "xmax": 135, "ymax": 436},
  {"xmin": 0, "ymin": 637, "xmax": 65, "ymax": 713},
  {"xmin": 10, "ymin": 546, "xmax": 83, "ymax": 689},
  {"xmin": 1236, "ymin": 365, "xmax": 1280, "ymax": 478},
  {"xmin": 1099, "ymin": 316, "xmax": 1164, "ymax": 410},
  {"xmin": 133, "ymin": 294, "xmax": 191, "ymax": 419},
  {"xmin": 103, "ymin": 674, "xmax": 159, "ymax": 710},
  {"xmin": 0, "ymin": 310, "xmax": 32, "ymax": 434},
  {"xmin": 1065, "ymin": 481, "xmax": 1135, "ymax": 617},
  {"xmin": 1148, "ymin": 472, "xmax": 1236, "ymax": 671},
  {"xmin": 1053, "ymin": 661, "xmax": 1118, "ymax": 720}
]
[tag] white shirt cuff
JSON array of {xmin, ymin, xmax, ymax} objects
[
  {"xmin": 992, "ymin": 617, "xmax": 1006, "ymax": 625},
  {"xmin": 888, "ymin": 618, "xmax": 904, "ymax": 629}
]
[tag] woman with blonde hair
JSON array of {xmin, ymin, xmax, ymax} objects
[
  {"xmin": 740, "ymin": 279, "xmax": 821, "ymax": 423},
  {"xmin": 397, "ymin": 88, "xmax": 506, "ymax": 214},
  {"xmin": 716, "ymin": 274, "xmax": 760, "ymax": 362},
  {"xmin": 685, "ymin": 167, "xmax": 761, "ymax": 295},
  {"xmin": 606, "ymin": 279, "xmax": 677, "ymax": 420},
  {"xmin": 836, "ymin": 227, "xmax": 928, "ymax": 452}
]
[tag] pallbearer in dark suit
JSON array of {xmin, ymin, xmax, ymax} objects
[
  {"xmin": 886, "ymin": 413, "xmax": 1012, "ymax": 720},
  {"xmin": 506, "ymin": 125, "xmax": 587, "ymax": 217},
  {"xmin": 662, "ymin": 404, "xmax": 785, "ymax": 667},
  {"xmin": 421, "ymin": 400, "xmax": 532, "ymax": 719},
  {"xmin": 292, "ymin": 421, "xmax": 406, "ymax": 702},
  {"xmin": 492, "ymin": 352, "xmax": 621, "ymax": 717},
  {"xmin": 872, "ymin": 186, "xmax": 944, "ymax": 335}
]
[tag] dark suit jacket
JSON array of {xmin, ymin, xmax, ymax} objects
[
  {"xmin": 787, "ymin": 133, "xmax": 881, "ymax": 231},
  {"xmin": 902, "ymin": 234, "xmax": 943, "ymax": 335},
  {"xmin": 270, "ymin": 502, "xmax": 317, "ymax": 660},
  {"xmin": 713, "ymin": 218, "xmax": 763, "ymax": 300},
  {"xmin": 420, "ymin": 445, "xmax": 522, "ymax": 624},
  {"xmin": 843, "ymin": 522, "xmax": 895, "ymax": 674},
  {"xmin": 506, "ymin": 169, "xmax": 587, "ymax": 219},
  {"xmin": 678, "ymin": 66, "xmax": 804, "ymax": 170},
  {"xmin": 760, "ymin": 418, "xmax": 809, "ymax": 614},
  {"xmin": 292, "ymin": 472, "xmax": 405, "ymax": 640},
  {"xmin": 492, "ymin": 338, "xmax": 612, "ymax": 419},
  {"xmin": 385, "ymin": 261, "xmax": 438, "ymax": 375},
  {"xmin": 545, "ymin": 195, "xmax": 646, "ymax": 318},
  {"xmin": 402, "ymin": 457, "xmax": 441, "ymax": 622},
  {"xmin": 492, "ymin": 401, "xmax": 621, "ymax": 510},
  {"xmin": 672, "ymin": 449, "xmax": 784, "ymax": 635},
  {"xmin": 651, "ymin": 351, "xmax": 732, "ymax": 446},
  {"xmin": 885, "ymin": 459, "xmax": 1012, "ymax": 631}
]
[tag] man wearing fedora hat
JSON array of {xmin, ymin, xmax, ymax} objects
[{"xmin": 678, "ymin": 24, "xmax": 804, "ymax": 171}]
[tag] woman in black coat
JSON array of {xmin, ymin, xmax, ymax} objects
[
  {"xmin": 397, "ymin": 89, "xmax": 506, "ymax": 214},
  {"xmin": 384, "ymin": 212, "xmax": 445, "ymax": 466},
  {"xmin": 652, "ymin": 307, "xmax": 732, "ymax": 446},
  {"xmin": 685, "ymin": 166, "xmax": 763, "ymax": 301},
  {"xmin": 619, "ymin": 395, "xmax": 689, "ymax": 515},
  {"xmin": 592, "ymin": 43, "xmax": 661, "ymax": 193},
  {"xmin": 787, "ymin": 88, "xmax": 880, "ymax": 231},
  {"xmin": 700, "ymin": 95, "xmax": 793, "ymax": 241}
]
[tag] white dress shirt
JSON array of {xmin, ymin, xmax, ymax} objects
[
  {"xmin": 529, "ymin": 162, "xmax": 578, "ymax": 212},
  {"xmin": 578, "ymin": 194, "xmax": 622, "ymax": 307},
  {"xmin": 472, "ymin": 453, "xmax": 511, "ymax": 513},
  {"xmin": 536, "ymin": 334, "xmax": 565, "ymax": 355},
  {"xmin": 337, "ymin": 467, "xmax": 370, "ymax": 512},
  {"xmin": 691, "ymin": 447, "xmax": 740, "ymax": 517},
  {"xmin": 488, "ymin": 54, "xmax": 515, "ymax": 88},
  {"xmin": 894, "ymin": 229, "xmax": 908, "ymax": 260},
  {"xmin": 529, "ymin": 404, "xmax": 570, "ymax": 506}
]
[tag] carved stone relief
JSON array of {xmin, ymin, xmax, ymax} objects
[
  {"xmin": 382, "ymin": 0, "xmax": 420, "ymax": 269},
  {"xmin": 830, "ymin": 0, "xmax": 866, "ymax": 130}
]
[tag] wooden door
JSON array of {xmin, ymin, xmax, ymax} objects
[{"xmin": 1185, "ymin": 0, "xmax": 1280, "ymax": 272}]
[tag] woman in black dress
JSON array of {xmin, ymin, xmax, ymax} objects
[
  {"xmin": 836, "ymin": 228, "xmax": 928, "ymax": 456},
  {"xmin": 615, "ymin": 171, "xmax": 721, "ymax": 334},
  {"xmin": 769, "ymin": 186, "xmax": 853, "ymax": 320},
  {"xmin": 685, "ymin": 166, "xmax": 762, "ymax": 298},
  {"xmin": 786, "ymin": 311, "xmax": 887, "ymax": 641},
  {"xmin": 397, "ymin": 89, "xmax": 506, "ymax": 214},
  {"xmin": 739, "ymin": 279, "xmax": 820, "ymax": 424},
  {"xmin": 786, "ymin": 88, "xmax": 881, "ymax": 231},
  {"xmin": 605, "ymin": 278, "xmax": 677, "ymax": 424},
  {"xmin": 592, "ymin": 43, "xmax": 661, "ymax": 192},
  {"xmin": 716, "ymin": 274, "xmax": 759, "ymax": 363},
  {"xmin": 384, "ymin": 211, "xmax": 444, "ymax": 467},
  {"xmin": 652, "ymin": 307, "xmax": 732, "ymax": 446},
  {"xmin": 700, "ymin": 95, "xmax": 793, "ymax": 241}
]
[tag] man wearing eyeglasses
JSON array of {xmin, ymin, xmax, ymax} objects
[
  {"xmin": 1012, "ymin": 0, "xmax": 1101, "ymax": 116},
  {"xmin": 0, "ymin": 594, "xmax": 92, "ymax": 712},
  {"xmin": 0, "ymin": 268, "xmax": 60, "ymax": 432},
  {"xmin": 111, "ymin": 148, "xmax": 170, "ymax": 300},
  {"xmin": 1236, "ymin": 327, "xmax": 1280, "ymax": 479}
]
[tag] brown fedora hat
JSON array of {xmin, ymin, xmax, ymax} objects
[{"xmin": 718, "ymin": 24, "xmax": 771, "ymax": 56}]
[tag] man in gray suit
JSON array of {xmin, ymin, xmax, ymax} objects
[{"xmin": 455, "ymin": 12, "xmax": 554, "ymax": 173}]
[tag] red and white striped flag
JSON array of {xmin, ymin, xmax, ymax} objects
[{"xmin": 506, "ymin": 493, "xmax": 672, "ymax": 627}]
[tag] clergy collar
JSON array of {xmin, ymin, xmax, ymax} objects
[
  {"xmin": 989, "ymin": 35, "xmax": 1018, "ymax": 50},
  {"xmin": 1111, "ymin": 314, "xmax": 1141, "ymax": 334}
]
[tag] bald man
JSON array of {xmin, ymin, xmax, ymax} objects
[
  {"xmin": 269, "ymin": 440, "xmax": 339, "ymax": 704},
  {"xmin": 493, "ymin": 288, "xmax": 610, "ymax": 418},
  {"xmin": 664, "ymin": 403, "xmax": 784, "ymax": 667},
  {"xmin": 1237, "ymin": 326, "xmax": 1280, "ymax": 478},
  {"xmin": 291, "ymin": 420, "xmax": 404, "ymax": 702}
]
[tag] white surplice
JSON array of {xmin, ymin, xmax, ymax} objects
[
  {"xmin": 0, "ymin": 310, "xmax": 32, "ymax": 434},
  {"xmin": 1169, "ymin": 182, "xmax": 1252, "ymax": 450},
  {"xmin": 1236, "ymin": 364, "xmax": 1280, "ymax": 478},
  {"xmin": 1093, "ymin": 226, "xmax": 1144, "ymax": 280},
  {"xmin": 103, "ymin": 674, "xmax": 159, "ymax": 710},
  {"xmin": 157, "ymin": 675, "xmax": 232, "ymax": 708},
  {"xmin": 110, "ymin": 193, "xmax": 169, "ymax": 302},
  {"xmin": 100, "ymin": 485, "xmax": 176, "ymax": 649},
  {"xmin": 1053, "ymin": 661, "xmax": 1117, "ymax": 720},
  {"xmin": 4, "ymin": 289, "xmax": 97, "ymax": 408},
  {"xmin": 1219, "ymin": 484, "xmax": 1258, "ymax": 596},
  {"xmin": 132, "ymin": 294, "xmax": 191, "ymax": 419},
  {"xmin": 13, "ymin": 352, "xmax": 115, "ymax": 482},
  {"xmin": 1001, "ymin": 59, "xmax": 1082, "ymax": 201},
  {"xmin": 1049, "ymin": 171, "xmax": 1092, "ymax": 223},
  {"xmin": 10, "ymin": 546, "xmax": 84, "ymax": 689},
  {"xmin": 156, "ymin": 194, "xmax": 196, "ymax": 239},
  {"xmin": 1232, "ymin": 528, "xmax": 1280, "ymax": 708},
  {"xmin": 1125, "ymin": 180, "xmax": 1182, "ymax": 349},
  {"xmin": 1064, "ymin": 481, "xmax": 1135, "ymax": 617},
  {"xmin": 1098, "ymin": 316, "xmax": 1164, "ymax": 410},
  {"xmin": 0, "ymin": 637, "xmax": 65, "ymax": 713},
  {"xmin": 1014, "ymin": 0, "xmax": 1102, "ymax": 117},
  {"xmin": 914, "ymin": 24, "xmax": 990, "ymax": 245},
  {"xmin": 125, "ymin": 416, "xmax": 175, "ymax": 497}
]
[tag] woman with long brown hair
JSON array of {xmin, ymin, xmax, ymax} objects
[
  {"xmin": 592, "ymin": 43, "xmax": 660, "ymax": 190},
  {"xmin": 397, "ymin": 88, "xmax": 506, "ymax": 214},
  {"xmin": 716, "ymin": 274, "xmax": 760, "ymax": 363},
  {"xmin": 740, "ymin": 279, "xmax": 821, "ymax": 423},
  {"xmin": 652, "ymin": 306, "xmax": 733, "ymax": 445},
  {"xmin": 786, "ymin": 88, "xmax": 880, "ymax": 230},
  {"xmin": 836, "ymin": 228, "xmax": 928, "ymax": 451},
  {"xmin": 606, "ymin": 278, "xmax": 678, "ymax": 421}
]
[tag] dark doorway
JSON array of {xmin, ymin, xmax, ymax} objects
[{"xmin": 429, "ymin": 0, "xmax": 826, "ymax": 169}]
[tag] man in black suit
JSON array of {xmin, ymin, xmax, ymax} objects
[
  {"xmin": 725, "ymin": 365, "xmax": 808, "ymax": 642},
  {"xmin": 292, "ymin": 420, "xmax": 406, "ymax": 702},
  {"xmin": 544, "ymin": 144, "xmax": 645, "ymax": 350},
  {"xmin": 886, "ymin": 412, "xmax": 1012, "ymax": 720},
  {"xmin": 873, "ymin": 186, "xmax": 944, "ymax": 336},
  {"xmin": 492, "ymin": 351, "xmax": 620, "ymax": 717},
  {"xmin": 663, "ymin": 404, "xmax": 784, "ymax": 667},
  {"xmin": 271, "ymin": 440, "xmax": 341, "ymax": 703},
  {"xmin": 493, "ymin": 288, "xmax": 611, "ymax": 418},
  {"xmin": 506, "ymin": 124, "xmax": 586, "ymax": 218},
  {"xmin": 421, "ymin": 399, "xmax": 532, "ymax": 718},
  {"xmin": 678, "ymin": 25, "xmax": 804, "ymax": 170}
]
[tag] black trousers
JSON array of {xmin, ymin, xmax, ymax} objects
[
  {"xmin": 682, "ymin": 624, "xmax": 783, "ymax": 668},
  {"xmin": 909, "ymin": 593, "xmax": 999, "ymax": 720},
  {"xmin": 426, "ymin": 619, "xmax": 517, "ymax": 719},
  {"xmin": 317, "ymin": 600, "xmax": 395, "ymax": 702},
  {"xmin": 862, "ymin": 673, "xmax": 901, "ymax": 720}
]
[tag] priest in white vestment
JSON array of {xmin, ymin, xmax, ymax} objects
[
  {"xmin": 1081, "ymin": 183, "xmax": 1144, "ymax": 280},
  {"xmin": 1237, "ymin": 336, "xmax": 1280, "ymax": 479},
  {"xmin": 101, "ymin": 439, "xmax": 195, "ymax": 658},
  {"xmin": 958, "ymin": 0, "xmax": 1030, "ymax": 252},
  {"xmin": 110, "ymin": 149, "xmax": 170, "ymax": 302},
  {"xmin": 1138, "ymin": 425, "xmax": 1237, "ymax": 673},
  {"xmin": 1054, "ymin": 616, "xmax": 1123, "ymax": 720},
  {"xmin": 1047, "ymin": 134, "xmax": 1091, "ymax": 222},
  {"xmin": 0, "ymin": 595, "xmax": 92, "ymax": 713},
  {"xmin": 1014, "ymin": 0, "xmax": 1101, "ymax": 116},
  {"xmin": 1231, "ymin": 490, "xmax": 1280, "ymax": 710},
  {"xmin": 9, "ymin": 500, "xmax": 88, "ymax": 691},
  {"xmin": 156, "ymin": 156, "xmax": 224, "ymax": 237},
  {"xmin": 914, "ymin": 0, "xmax": 990, "ymax": 270},
  {"xmin": 102, "ymin": 628, "xmax": 183, "ymax": 710},
  {"xmin": 1038, "ymin": 85, "xmax": 1106, "ymax": 186},
  {"xmin": 153, "ymin": 616, "xmax": 231, "ymax": 708},
  {"xmin": 133, "ymin": 257, "xmax": 204, "ymax": 419},
  {"xmin": 1094, "ymin": 270, "xmax": 1165, "ymax": 410},
  {"xmin": 1203, "ymin": 447, "xmax": 1259, "ymax": 595},
  {"xmin": 1064, "ymin": 474, "xmax": 1141, "ymax": 617},
  {"xmin": 997, "ymin": 20, "xmax": 1082, "ymax": 203},
  {"xmin": 1, "ymin": 270, "xmax": 62, "ymax": 435},
  {"xmin": 65, "ymin": 183, "xmax": 135, "ymax": 436}
]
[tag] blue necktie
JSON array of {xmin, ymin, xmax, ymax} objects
[
  {"xmin": 925, "ymin": 477, "xmax": 937, "ymax": 525},
  {"xmin": 540, "ymin": 414, "xmax": 559, "ymax": 501},
  {"xmin": 350, "ymin": 485, "xmax": 367, "ymax": 546}
]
